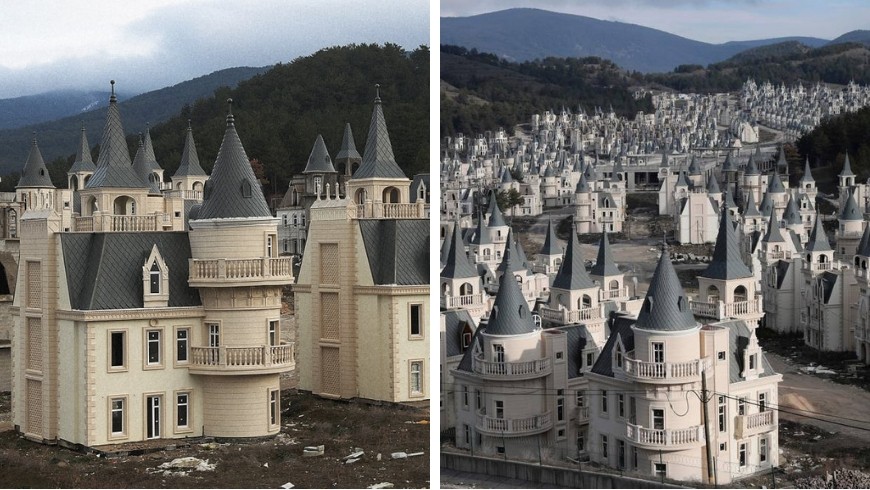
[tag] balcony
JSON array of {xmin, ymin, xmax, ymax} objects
[
  {"xmin": 163, "ymin": 189, "xmax": 203, "ymax": 201},
  {"xmin": 621, "ymin": 357, "xmax": 705, "ymax": 383},
  {"xmin": 441, "ymin": 293, "xmax": 485, "ymax": 309},
  {"xmin": 599, "ymin": 287, "xmax": 629, "ymax": 301},
  {"xmin": 189, "ymin": 343, "xmax": 295, "ymax": 375},
  {"xmin": 354, "ymin": 202, "xmax": 426, "ymax": 220},
  {"xmin": 626, "ymin": 423, "xmax": 705, "ymax": 449},
  {"xmin": 471, "ymin": 356, "xmax": 552, "ymax": 380},
  {"xmin": 765, "ymin": 250, "xmax": 791, "ymax": 262},
  {"xmin": 475, "ymin": 411, "xmax": 553, "ymax": 437},
  {"xmin": 805, "ymin": 261, "xmax": 833, "ymax": 272},
  {"xmin": 734, "ymin": 410, "xmax": 775, "ymax": 439},
  {"xmin": 689, "ymin": 297, "xmax": 763, "ymax": 320},
  {"xmin": 538, "ymin": 305, "xmax": 603, "ymax": 325},
  {"xmin": 575, "ymin": 406, "xmax": 590, "ymax": 425},
  {"xmin": 188, "ymin": 257, "xmax": 294, "ymax": 287},
  {"xmin": 74, "ymin": 214, "xmax": 171, "ymax": 233}
]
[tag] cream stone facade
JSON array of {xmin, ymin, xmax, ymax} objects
[
  {"xmin": 294, "ymin": 91, "xmax": 429, "ymax": 404},
  {"xmin": 10, "ymin": 87, "xmax": 294, "ymax": 448}
]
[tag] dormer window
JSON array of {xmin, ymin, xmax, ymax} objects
[
  {"xmin": 143, "ymin": 245, "xmax": 169, "ymax": 308},
  {"xmin": 241, "ymin": 179, "xmax": 252, "ymax": 198},
  {"xmin": 149, "ymin": 262, "xmax": 160, "ymax": 294}
]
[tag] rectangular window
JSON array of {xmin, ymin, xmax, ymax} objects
[
  {"xmin": 464, "ymin": 424, "xmax": 471, "ymax": 444},
  {"xmin": 267, "ymin": 235, "xmax": 274, "ymax": 257},
  {"xmin": 176, "ymin": 328, "xmax": 189, "ymax": 363},
  {"xmin": 632, "ymin": 446, "xmax": 638, "ymax": 469},
  {"xmin": 576, "ymin": 391, "xmax": 584, "ymax": 407},
  {"xmin": 586, "ymin": 352, "xmax": 594, "ymax": 367},
  {"xmin": 749, "ymin": 354, "xmax": 756, "ymax": 370},
  {"xmin": 718, "ymin": 351, "xmax": 726, "ymax": 361},
  {"xmin": 110, "ymin": 331, "xmax": 125, "ymax": 368},
  {"xmin": 176, "ymin": 393, "xmax": 189, "ymax": 429},
  {"xmin": 149, "ymin": 262, "xmax": 160, "ymax": 294},
  {"xmin": 495, "ymin": 400, "xmax": 504, "ymax": 419},
  {"xmin": 655, "ymin": 463, "xmax": 667, "ymax": 478},
  {"xmin": 269, "ymin": 389, "xmax": 279, "ymax": 426},
  {"xmin": 602, "ymin": 435, "xmax": 608, "ymax": 459},
  {"xmin": 601, "ymin": 390, "xmax": 608, "ymax": 413},
  {"xmin": 557, "ymin": 390, "xmax": 564, "ymax": 421},
  {"xmin": 652, "ymin": 342, "xmax": 664, "ymax": 363},
  {"xmin": 269, "ymin": 320, "xmax": 279, "ymax": 346},
  {"xmin": 652, "ymin": 408, "xmax": 664, "ymax": 430},
  {"xmin": 146, "ymin": 330, "xmax": 161, "ymax": 366},
  {"xmin": 738, "ymin": 397, "xmax": 746, "ymax": 416},
  {"xmin": 410, "ymin": 361, "xmax": 423, "ymax": 395},
  {"xmin": 111, "ymin": 398, "xmax": 125, "ymax": 435},
  {"xmin": 739, "ymin": 442, "xmax": 747, "ymax": 467},
  {"xmin": 617, "ymin": 394, "xmax": 625, "ymax": 418},
  {"xmin": 758, "ymin": 392, "xmax": 768, "ymax": 412},
  {"xmin": 759, "ymin": 437, "xmax": 768, "ymax": 463},
  {"xmin": 475, "ymin": 389, "xmax": 481, "ymax": 411},
  {"xmin": 462, "ymin": 386, "xmax": 469, "ymax": 408},
  {"xmin": 577, "ymin": 433, "xmax": 585, "ymax": 452},
  {"xmin": 617, "ymin": 440, "xmax": 626, "ymax": 469},
  {"xmin": 410, "ymin": 304, "xmax": 423, "ymax": 337},
  {"xmin": 718, "ymin": 396, "xmax": 727, "ymax": 432}
]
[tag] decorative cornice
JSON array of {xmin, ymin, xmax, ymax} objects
[
  {"xmin": 56, "ymin": 306, "xmax": 205, "ymax": 322},
  {"xmin": 353, "ymin": 285, "xmax": 429, "ymax": 295}
]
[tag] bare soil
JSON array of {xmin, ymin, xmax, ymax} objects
[{"xmin": 0, "ymin": 390, "xmax": 429, "ymax": 488}]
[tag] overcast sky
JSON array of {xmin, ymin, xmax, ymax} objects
[
  {"xmin": 0, "ymin": 0, "xmax": 429, "ymax": 99},
  {"xmin": 441, "ymin": 0, "xmax": 868, "ymax": 45}
]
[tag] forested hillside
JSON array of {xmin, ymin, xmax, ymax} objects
[
  {"xmin": 796, "ymin": 106, "xmax": 870, "ymax": 186},
  {"xmin": 6, "ymin": 44, "xmax": 429, "ymax": 200}
]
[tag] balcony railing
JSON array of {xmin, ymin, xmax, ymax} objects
[
  {"xmin": 163, "ymin": 189, "xmax": 203, "ymax": 201},
  {"xmin": 539, "ymin": 305, "xmax": 603, "ymax": 325},
  {"xmin": 765, "ymin": 250, "xmax": 791, "ymax": 261},
  {"xmin": 475, "ymin": 411, "xmax": 552, "ymax": 437},
  {"xmin": 189, "ymin": 257, "xmax": 294, "ymax": 285},
  {"xmin": 734, "ymin": 410, "xmax": 775, "ymax": 439},
  {"xmin": 621, "ymin": 357, "xmax": 705, "ymax": 382},
  {"xmin": 689, "ymin": 298, "xmax": 762, "ymax": 320},
  {"xmin": 599, "ymin": 287, "xmax": 629, "ymax": 301},
  {"xmin": 353, "ymin": 202, "xmax": 426, "ymax": 220},
  {"xmin": 471, "ymin": 356, "xmax": 552, "ymax": 379},
  {"xmin": 576, "ymin": 406, "xmax": 590, "ymax": 425},
  {"xmin": 626, "ymin": 423, "xmax": 705, "ymax": 449},
  {"xmin": 189, "ymin": 343, "xmax": 295, "ymax": 374},
  {"xmin": 805, "ymin": 262, "xmax": 833, "ymax": 272},
  {"xmin": 74, "ymin": 214, "xmax": 170, "ymax": 233},
  {"xmin": 441, "ymin": 293, "xmax": 485, "ymax": 309}
]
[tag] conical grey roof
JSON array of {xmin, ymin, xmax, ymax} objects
[
  {"xmin": 840, "ymin": 153, "xmax": 855, "ymax": 177},
  {"xmin": 469, "ymin": 212, "xmax": 491, "ymax": 246},
  {"xmin": 539, "ymin": 218, "xmax": 562, "ymax": 256},
  {"xmin": 800, "ymin": 158, "xmax": 815, "ymax": 183},
  {"xmin": 86, "ymin": 82, "xmax": 147, "ymax": 189},
  {"xmin": 706, "ymin": 176, "xmax": 720, "ymax": 194},
  {"xmin": 858, "ymin": 224, "xmax": 870, "ymax": 257},
  {"xmin": 840, "ymin": 188, "xmax": 863, "ymax": 221},
  {"xmin": 767, "ymin": 171, "xmax": 785, "ymax": 193},
  {"xmin": 743, "ymin": 191, "xmax": 761, "ymax": 217},
  {"xmin": 552, "ymin": 224, "xmax": 595, "ymax": 290},
  {"xmin": 805, "ymin": 213, "xmax": 832, "ymax": 252},
  {"xmin": 701, "ymin": 203, "xmax": 752, "ymax": 280},
  {"xmin": 440, "ymin": 222, "xmax": 453, "ymax": 266},
  {"xmin": 303, "ymin": 134, "xmax": 336, "ymax": 174},
  {"xmin": 132, "ymin": 135, "xmax": 161, "ymax": 195},
  {"xmin": 762, "ymin": 207, "xmax": 786, "ymax": 243},
  {"xmin": 497, "ymin": 231, "xmax": 530, "ymax": 275},
  {"xmin": 688, "ymin": 155, "xmax": 701, "ymax": 175},
  {"xmin": 758, "ymin": 192, "xmax": 773, "ymax": 216},
  {"xmin": 635, "ymin": 245, "xmax": 698, "ymax": 331},
  {"xmin": 487, "ymin": 190, "xmax": 507, "ymax": 227},
  {"xmin": 17, "ymin": 135, "xmax": 54, "ymax": 188},
  {"xmin": 590, "ymin": 231, "xmax": 619, "ymax": 277},
  {"xmin": 783, "ymin": 194, "xmax": 802, "ymax": 225},
  {"xmin": 501, "ymin": 168, "xmax": 514, "ymax": 184},
  {"xmin": 441, "ymin": 220, "xmax": 477, "ymax": 279},
  {"xmin": 353, "ymin": 88, "xmax": 406, "ymax": 180},
  {"xmin": 575, "ymin": 173, "xmax": 590, "ymax": 192},
  {"xmin": 676, "ymin": 170, "xmax": 689, "ymax": 187},
  {"xmin": 745, "ymin": 154, "xmax": 760, "ymax": 176},
  {"xmin": 196, "ymin": 99, "xmax": 272, "ymax": 220},
  {"xmin": 335, "ymin": 123, "xmax": 362, "ymax": 162},
  {"xmin": 142, "ymin": 127, "xmax": 162, "ymax": 172},
  {"xmin": 722, "ymin": 151, "xmax": 736, "ymax": 172},
  {"xmin": 661, "ymin": 150, "xmax": 670, "ymax": 168},
  {"xmin": 485, "ymin": 247, "xmax": 537, "ymax": 336},
  {"xmin": 173, "ymin": 121, "xmax": 207, "ymax": 177},
  {"xmin": 68, "ymin": 125, "xmax": 96, "ymax": 173}
]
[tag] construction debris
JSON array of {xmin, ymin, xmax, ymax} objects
[
  {"xmin": 390, "ymin": 452, "xmax": 407, "ymax": 460},
  {"xmin": 303, "ymin": 445, "xmax": 325, "ymax": 457},
  {"xmin": 367, "ymin": 483, "xmax": 394, "ymax": 489}
]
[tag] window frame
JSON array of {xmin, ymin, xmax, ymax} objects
[
  {"xmin": 269, "ymin": 389, "xmax": 280, "ymax": 429},
  {"xmin": 409, "ymin": 359, "xmax": 424, "ymax": 397},
  {"xmin": 108, "ymin": 329, "xmax": 128, "ymax": 372},
  {"xmin": 175, "ymin": 327, "xmax": 190, "ymax": 365},
  {"xmin": 409, "ymin": 303, "xmax": 424, "ymax": 339},
  {"xmin": 174, "ymin": 390, "xmax": 193, "ymax": 434},
  {"xmin": 144, "ymin": 328, "xmax": 164, "ymax": 370},
  {"xmin": 108, "ymin": 395, "xmax": 128, "ymax": 440}
]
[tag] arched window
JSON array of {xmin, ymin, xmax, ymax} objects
[
  {"xmin": 707, "ymin": 285, "xmax": 720, "ymax": 303},
  {"xmin": 460, "ymin": 283, "xmax": 473, "ymax": 296},
  {"xmin": 734, "ymin": 285, "xmax": 747, "ymax": 303}
]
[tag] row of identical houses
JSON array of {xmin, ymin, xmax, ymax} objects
[
  {"xmin": 6, "ymin": 81, "xmax": 428, "ymax": 449},
  {"xmin": 440, "ymin": 190, "xmax": 781, "ymax": 484}
]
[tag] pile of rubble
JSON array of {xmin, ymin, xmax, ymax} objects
[{"xmin": 794, "ymin": 469, "xmax": 870, "ymax": 489}]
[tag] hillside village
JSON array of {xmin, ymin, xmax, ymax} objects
[{"xmin": 439, "ymin": 78, "xmax": 870, "ymax": 486}]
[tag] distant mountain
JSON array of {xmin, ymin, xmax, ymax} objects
[
  {"xmin": 828, "ymin": 30, "xmax": 870, "ymax": 47},
  {"xmin": 0, "ymin": 66, "xmax": 269, "ymax": 172},
  {"xmin": 441, "ymin": 8, "xmax": 830, "ymax": 73},
  {"xmin": 0, "ymin": 90, "xmax": 131, "ymax": 130}
]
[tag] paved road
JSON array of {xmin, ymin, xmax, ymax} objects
[{"xmin": 768, "ymin": 352, "xmax": 870, "ymax": 443}]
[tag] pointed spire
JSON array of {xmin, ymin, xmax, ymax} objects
[
  {"xmin": 353, "ymin": 85, "xmax": 407, "ymax": 180},
  {"xmin": 782, "ymin": 193, "xmax": 802, "ymax": 225},
  {"xmin": 441, "ymin": 220, "xmax": 477, "ymax": 279},
  {"xmin": 800, "ymin": 157, "xmax": 815, "ymax": 183},
  {"xmin": 840, "ymin": 153, "xmax": 855, "ymax": 178},
  {"xmin": 469, "ymin": 211, "xmax": 492, "ymax": 246},
  {"xmin": 132, "ymin": 134, "xmax": 161, "ymax": 195},
  {"xmin": 758, "ymin": 191, "xmax": 774, "ymax": 217},
  {"xmin": 497, "ymin": 230, "xmax": 530, "ymax": 276},
  {"xmin": 86, "ymin": 81, "xmax": 146, "ymax": 189},
  {"xmin": 706, "ymin": 175, "xmax": 721, "ymax": 194},
  {"xmin": 857, "ymin": 224, "xmax": 870, "ymax": 257},
  {"xmin": 142, "ymin": 125, "xmax": 162, "ymax": 171},
  {"xmin": 762, "ymin": 207, "xmax": 785, "ymax": 243},
  {"xmin": 590, "ymin": 231, "xmax": 619, "ymax": 277},
  {"xmin": 635, "ymin": 243, "xmax": 698, "ymax": 331},
  {"xmin": 173, "ymin": 120, "xmax": 207, "ymax": 177},
  {"xmin": 69, "ymin": 124, "xmax": 96, "ymax": 173},
  {"xmin": 575, "ymin": 172, "xmax": 590, "ymax": 193},
  {"xmin": 745, "ymin": 153, "xmax": 760, "ymax": 175},
  {"xmin": 195, "ymin": 98, "xmax": 272, "ymax": 220},
  {"xmin": 767, "ymin": 170, "xmax": 785, "ymax": 193},
  {"xmin": 805, "ymin": 213, "xmax": 832, "ymax": 252},
  {"xmin": 486, "ymin": 245, "xmax": 537, "ymax": 336},
  {"xmin": 335, "ymin": 122, "xmax": 362, "ymax": 163},
  {"xmin": 486, "ymin": 189, "xmax": 507, "ymax": 227},
  {"xmin": 17, "ymin": 134, "xmax": 54, "ymax": 188},
  {"xmin": 840, "ymin": 187, "xmax": 863, "ymax": 221},
  {"xmin": 701, "ymin": 198, "xmax": 752, "ymax": 280},
  {"xmin": 303, "ymin": 134, "xmax": 336, "ymax": 173},
  {"xmin": 552, "ymin": 223, "xmax": 595, "ymax": 290},
  {"xmin": 539, "ymin": 218, "xmax": 562, "ymax": 256}
]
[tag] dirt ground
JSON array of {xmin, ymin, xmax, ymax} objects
[{"xmin": 0, "ymin": 390, "xmax": 429, "ymax": 489}]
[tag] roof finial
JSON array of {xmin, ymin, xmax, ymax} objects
[
  {"xmin": 226, "ymin": 98, "xmax": 234, "ymax": 125},
  {"xmin": 110, "ymin": 80, "xmax": 116, "ymax": 101},
  {"xmin": 374, "ymin": 83, "xmax": 381, "ymax": 103},
  {"xmin": 31, "ymin": 131, "xmax": 37, "ymax": 144},
  {"xmin": 187, "ymin": 119, "xmax": 192, "ymax": 131},
  {"xmin": 661, "ymin": 232, "xmax": 668, "ymax": 253}
]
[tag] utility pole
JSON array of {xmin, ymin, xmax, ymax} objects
[{"xmin": 701, "ymin": 368, "xmax": 716, "ymax": 487}]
